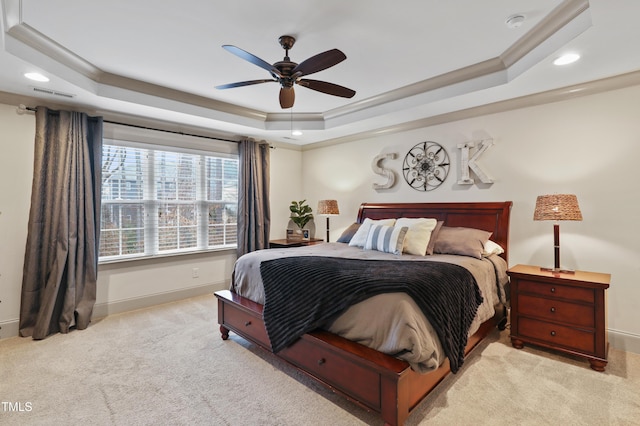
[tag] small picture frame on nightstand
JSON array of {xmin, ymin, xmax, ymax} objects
[{"xmin": 287, "ymin": 229, "xmax": 302, "ymax": 241}]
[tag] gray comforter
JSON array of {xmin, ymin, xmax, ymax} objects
[{"xmin": 231, "ymin": 242, "xmax": 509, "ymax": 373}]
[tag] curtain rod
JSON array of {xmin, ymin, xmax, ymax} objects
[{"xmin": 18, "ymin": 104, "xmax": 242, "ymax": 144}]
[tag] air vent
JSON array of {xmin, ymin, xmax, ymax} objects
[{"xmin": 32, "ymin": 86, "xmax": 76, "ymax": 98}]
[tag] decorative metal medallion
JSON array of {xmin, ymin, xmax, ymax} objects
[{"xmin": 402, "ymin": 141, "xmax": 450, "ymax": 191}]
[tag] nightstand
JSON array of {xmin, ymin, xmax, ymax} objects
[
  {"xmin": 507, "ymin": 264, "xmax": 610, "ymax": 371},
  {"xmin": 268, "ymin": 238, "xmax": 324, "ymax": 248}
]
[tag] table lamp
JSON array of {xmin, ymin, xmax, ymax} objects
[
  {"xmin": 317, "ymin": 199, "xmax": 340, "ymax": 242},
  {"xmin": 533, "ymin": 194, "xmax": 582, "ymax": 273}
]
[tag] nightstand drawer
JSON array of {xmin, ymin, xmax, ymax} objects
[
  {"xmin": 519, "ymin": 317, "xmax": 595, "ymax": 354},
  {"xmin": 518, "ymin": 294, "xmax": 594, "ymax": 328},
  {"xmin": 519, "ymin": 279, "xmax": 594, "ymax": 303}
]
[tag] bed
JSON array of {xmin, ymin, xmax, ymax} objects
[{"xmin": 215, "ymin": 201, "xmax": 512, "ymax": 425}]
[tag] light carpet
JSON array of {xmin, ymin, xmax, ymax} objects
[{"xmin": 1, "ymin": 294, "xmax": 639, "ymax": 425}]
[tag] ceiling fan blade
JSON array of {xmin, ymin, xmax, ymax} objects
[
  {"xmin": 222, "ymin": 45, "xmax": 283, "ymax": 78},
  {"xmin": 279, "ymin": 87, "xmax": 295, "ymax": 109},
  {"xmin": 291, "ymin": 49, "xmax": 347, "ymax": 77},
  {"xmin": 215, "ymin": 79, "xmax": 276, "ymax": 90},
  {"xmin": 297, "ymin": 79, "xmax": 356, "ymax": 98}
]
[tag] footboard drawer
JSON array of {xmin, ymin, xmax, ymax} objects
[
  {"xmin": 218, "ymin": 296, "xmax": 270, "ymax": 348},
  {"xmin": 279, "ymin": 334, "xmax": 381, "ymax": 410}
]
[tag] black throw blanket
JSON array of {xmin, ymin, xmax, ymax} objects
[{"xmin": 260, "ymin": 256, "xmax": 483, "ymax": 373}]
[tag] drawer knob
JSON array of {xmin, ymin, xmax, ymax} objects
[
  {"xmin": 317, "ymin": 358, "xmax": 326, "ymax": 366},
  {"xmin": 550, "ymin": 331, "xmax": 556, "ymax": 337},
  {"xmin": 244, "ymin": 321, "xmax": 252, "ymax": 327},
  {"xmin": 550, "ymin": 287, "xmax": 556, "ymax": 293},
  {"xmin": 550, "ymin": 307, "xmax": 556, "ymax": 313}
]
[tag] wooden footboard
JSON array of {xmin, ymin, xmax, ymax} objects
[{"xmin": 215, "ymin": 289, "xmax": 501, "ymax": 426}]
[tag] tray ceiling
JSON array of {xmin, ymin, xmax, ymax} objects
[{"xmin": 2, "ymin": 0, "xmax": 640, "ymax": 145}]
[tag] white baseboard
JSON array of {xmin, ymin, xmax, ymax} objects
[
  {"xmin": 0, "ymin": 319, "xmax": 19, "ymax": 340},
  {"xmin": 0, "ymin": 280, "xmax": 229, "ymax": 341},
  {"xmin": 609, "ymin": 329, "xmax": 640, "ymax": 355},
  {"xmin": 4, "ymin": 294, "xmax": 639, "ymax": 357},
  {"xmin": 92, "ymin": 280, "xmax": 229, "ymax": 319}
]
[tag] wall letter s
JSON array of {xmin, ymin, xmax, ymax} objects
[{"xmin": 372, "ymin": 152, "xmax": 397, "ymax": 189}]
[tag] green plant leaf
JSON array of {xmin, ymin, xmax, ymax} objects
[{"xmin": 289, "ymin": 199, "xmax": 313, "ymax": 229}]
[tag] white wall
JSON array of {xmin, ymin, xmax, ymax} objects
[
  {"xmin": 0, "ymin": 103, "xmax": 303, "ymax": 338},
  {"xmin": 0, "ymin": 104, "xmax": 34, "ymax": 338},
  {"xmin": 94, "ymin": 251, "xmax": 237, "ymax": 319},
  {"xmin": 3, "ymin": 84, "xmax": 639, "ymax": 353},
  {"xmin": 301, "ymin": 85, "xmax": 640, "ymax": 353},
  {"xmin": 268, "ymin": 144, "xmax": 304, "ymax": 239}
]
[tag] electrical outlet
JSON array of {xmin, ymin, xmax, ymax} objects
[{"xmin": 192, "ymin": 268, "xmax": 199, "ymax": 278}]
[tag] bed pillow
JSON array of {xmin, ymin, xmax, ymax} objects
[
  {"xmin": 482, "ymin": 240, "xmax": 505, "ymax": 256},
  {"xmin": 337, "ymin": 222, "xmax": 361, "ymax": 243},
  {"xmin": 364, "ymin": 225, "xmax": 408, "ymax": 255},
  {"xmin": 348, "ymin": 218, "xmax": 396, "ymax": 248},
  {"xmin": 433, "ymin": 226, "xmax": 492, "ymax": 259},
  {"xmin": 425, "ymin": 220, "xmax": 444, "ymax": 255},
  {"xmin": 394, "ymin": 217, "xmax": 438, "ymax": 256}
]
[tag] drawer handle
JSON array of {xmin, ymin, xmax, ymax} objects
[
  {"xmin": 550, "ymin": 331, "xmax": 556, "ymax": 337},
  {"xmin": 550, "ymin": 287, "xmax": 556, "ymax": 293},
  {"xmin": 550, "ymin": 307, "xmax": 556, "ymax": 313},
  {"xmin": 244, "ymin": 321, "xmax": 252, "ymax": 327},
  {"xmin": 317, "ymin": 358, "xmax": 326, "ymax": 366}
]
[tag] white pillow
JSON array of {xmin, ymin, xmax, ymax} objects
[
  {"xmin": 395, "ymin": 217, "xmax": 438, "ymax": 256},
  {"xmin": 482, "ymin": 240, "xmax": 505, "ymax": 256},
  {"xmin": 348, "ymin": 218, "xmax": 396, "ymax": 248},
  {"xmin": 364, "ymin": 225, "xmax": 408, "ymax": 255}
]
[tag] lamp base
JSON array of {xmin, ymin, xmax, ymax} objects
[
  {"xmin": 325, "ymin": 216, "xmax": 331, "ymax": 243},
  {"xmin": 540, "ymin": 266, "xmax": 575, "ymax": 274}
]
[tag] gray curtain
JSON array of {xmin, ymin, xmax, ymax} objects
[
  {"xmin": 19, "ymin": 107, "xmax": 103, "ymax": 340},
  {"xmin": 237, "ymin": 138, "xmax": 270, "ymax": 257}
]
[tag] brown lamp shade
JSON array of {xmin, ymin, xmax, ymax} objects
[
  {"xmin": 317, "ymin": 199, "xmax": 340, "ymax": 216},
  {"xmin": 533, "ymin": 194, "xmax": 582, "ymax": 221}
]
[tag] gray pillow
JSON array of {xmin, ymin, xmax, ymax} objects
[
  {"xmin": 425, "ymin": 220, "xmax": 444, "ymax": 255},
  {"xmin": 433, "ymin": 226, "xmax": 492, "ymax": 259},
  {"xmin": 337, "ymin": 222, "xmax": 361, "ymax": 243}
]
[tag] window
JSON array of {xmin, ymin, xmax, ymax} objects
[{"xmin": 99, "ymin": 140, "xmax": 238, "ymax": 261}]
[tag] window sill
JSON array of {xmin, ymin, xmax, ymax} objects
[{"xmin": 98, "ymin": 246, "xmax": 237, "ymax": 267}]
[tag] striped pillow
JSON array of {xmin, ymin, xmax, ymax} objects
[{"xmin": 364, "ymin": 225, "xmax": 409, "ymax": 255}]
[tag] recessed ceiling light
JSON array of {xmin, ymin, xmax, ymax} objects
[
  {"xmin": 24, "ymin": 72, "xmax": 50, "ymax": 82},
  {"xmin": 505, "ymin": 14, "xmax": 525, "ymax": 29},
  {"xmin": 553, "ymin": 53, "xmax": 580, "ymax": 66}
]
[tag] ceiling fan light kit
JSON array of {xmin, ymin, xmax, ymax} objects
[{"xmin": 216, "ymin": 35, "xmax": 356, "ymax": 109}]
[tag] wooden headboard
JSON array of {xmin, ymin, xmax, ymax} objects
[{"xmin": 357, "ymin": 201, "xmax": 512, "ymax": 262}]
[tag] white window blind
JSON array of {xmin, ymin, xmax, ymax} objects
[{"xmin": 99, "ymin": 140, "xmax": 238, "ymax": 261}]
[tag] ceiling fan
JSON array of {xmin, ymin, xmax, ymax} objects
[{"xmin": 215, "ymin": 35, "xmax": 356, "ymax": 109}]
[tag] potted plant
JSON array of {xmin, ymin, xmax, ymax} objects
[{"xmin": 289, "ymin": 199, "xmax": 314, "ymax": 240}]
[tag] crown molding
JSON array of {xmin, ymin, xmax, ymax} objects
[
  {"xmin": 303, "ymin": 69, "xmax": 640, "ymax": 151},
  {"xmin": 7, "ymin": 69, "xmax": 639, "ymax": 154},
  {"xmin": 501, "ymin": 0, "xmax": 590, "ymax": 69},
  {"xmin": 5, "ymin": 12, "xmax": 268, "ymax": 126},
  {"xmin": 324, "ymin": 0, "xmax": 591, "ymax": 126}
]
